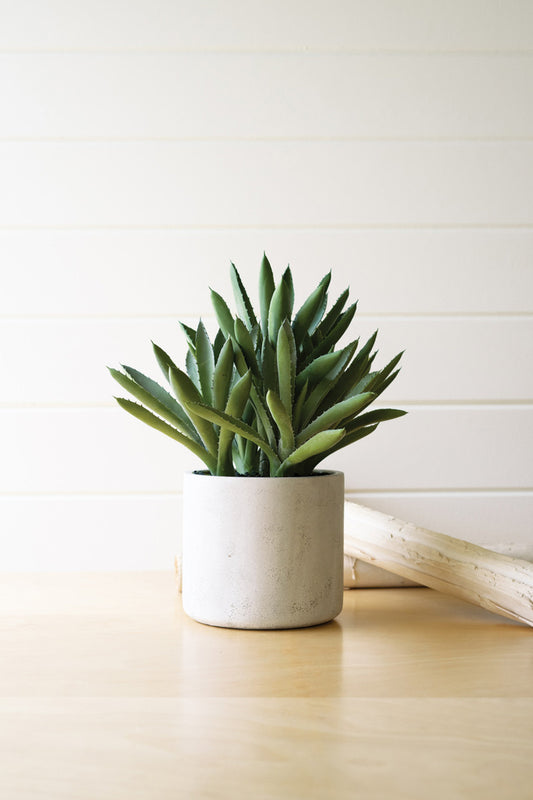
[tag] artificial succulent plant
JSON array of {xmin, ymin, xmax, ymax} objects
[{"xmin": 110, "ymin": 255, "xmax": 406, "ymax": 476}]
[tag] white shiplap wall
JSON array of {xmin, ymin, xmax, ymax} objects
[{"xmin": 2, "ymin": 1, "xmax": 532, "ymax": 570}]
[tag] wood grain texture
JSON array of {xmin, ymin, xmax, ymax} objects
[
  {"xmin": 3, "ymin": 229, "xmax": 533, "ymax": 316},
  {"xmin": 1, "ymin": 697, "xmax": 533, "ymax": 800},
  {"xmin": 1, "ymin": 142, "xmax": 531, "ymax": 226},
  {"xmin": 2, "ymin": 53, "xmax": 532, "ymax": 138},
  {"xmin": 344, "ymin": 500, "xmax": 533, "ymax": 625},
  {"xmin": 1, "ymin": 572, "xmax": 532, "ymax": 698}
]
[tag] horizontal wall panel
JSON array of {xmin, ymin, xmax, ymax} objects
[
  {"xmin": 3, "ymin": 229, "xmax": 533, "ymax": 316},
  {"xmin": 1, "ymin": 1, "xmax": 532, "ymax": 52},
  {"xmin": 1, "ymin": 407, "xmax": 531, "ymax": 493},
  {"xmin": 3, "ymin": 54, "xmax": 532, "ymax": 139},
  {"xmin": 3, "ymin": 316, "xmax": 532, "ymax": 404},
  {"xmin": 1, "ymin": 491, "xmax": 532, "ymax": 571},
  {"xmin": 1, "ymin": 142, "xmax": 532, "ymax": 226}
]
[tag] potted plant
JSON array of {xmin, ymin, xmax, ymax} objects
[{"xmin": 109, "ymin": 254, "xmax": 405, "ymax": 629}]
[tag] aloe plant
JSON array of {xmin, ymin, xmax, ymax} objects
[{"xmin": 110, "ymin": 255, "xmax": 406, "ymax": 477}]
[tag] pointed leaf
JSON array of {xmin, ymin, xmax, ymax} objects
[
  {"xmin": 169, "ymin": 367, "xmax": 218, "ymax": 457},
  {"xmin": 185, "ymin": 349, "xmax": 200, "ymax": 390},
  {"xmin": 292, "ymin": 277, "xmax": 329, "ymax": 346},
  {"xmin": 297, "ymin": 392, "xmax": 376, "ymax": 445},
  {"xmin": 179, "ymin": 321, "xmax": 197, "ymax": 352},
  {"xmin": 276, "ymin": 319, "xmax": 296, "ymax": 417},
  {"xmin": 302, "ymin": 302, "xmax": 358, "ymax": 367},
  {"xmin": 217, "ymin": 371, "xmax": 252, "ymax": 475},
  {"xmin": 230, "ymin": 262, "xmax": 257, "ymax": 329},
  {"xmin": 279, "ymin": 428, "xmax": 346, "ymax": 473},
  {"xmin": 114, "ymin": 397, "xmax": 217, "ymax": 473},
  {"xmin": 345, "ymin": 407, "xmax": 407, "ymax": 434},
  {"xmin": 151, "ymin": 341, "xmax": 178, "ymax": 383},
  {"xmin": 259, "ymin": 253, "xmax": 275, "ymax": 339},
  {"xmin": 295, "ymin": 350, "xmax": 345, "ymax": 391},
  {"xmin": 109, "ymin": 367, "xmax": 198, "ymax": 441},
  {"xmin": 213, "ymin": 338, "xmax": 234, "ymax": 411},
  {"xmin": 195, "ymin": 320, "xmax": 215, "ymax": 405},
  {"xmin": 266, "ymin": 389, "xmax": 294, "ymax": 460},
  {"xmin": 119, "ymin": 365, "xmax": 199, "ymax": 441},
  {"xmin": 260, "ymin": 336, "xmax": 277, "ymax": 395},
  {"xmin": 210, "ymin": 289, "xmax": 235, "ymax": 337},
  {"xmin": 234, "ymin": 317, "xmax": 259, "ymax": 377},
  {"xmin": 282, "ymin": 266, "xmax": 295, "ymax": 317},
  {"xmin": 188, "ymin": 401, "xmax": 280, "ymax": 472},
  {"xmin": 292, "ymin": 379, "xmax": 308, "ymax": 433},
  {"xmin": 313, "ymin": 289, "xmax": 350, "ymax": 343},
  {"xmin": 268, "ymin": 278, "xmax": 292, "ymax": 344},
  {"xmin": 213, "ymin": 329, "xmax": 226, "ymax": 361}
]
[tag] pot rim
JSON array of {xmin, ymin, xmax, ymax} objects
[{"xmin": 185, "ymin": 469, "xmax": 343, "ymax": 481}]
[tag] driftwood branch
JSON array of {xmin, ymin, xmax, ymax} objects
[{"xmin": 344, "ymin": 500, "xmax": 533, "ymax": 627}]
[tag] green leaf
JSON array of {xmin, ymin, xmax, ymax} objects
[
  {"xmin": 299, "ymin": 340, "xmax": 359, "ymax": 427},
  {"xmin": 185, "ymin": 349, "xmax": 200, "ymax": 390},
  {"xmin": 119, "ymin": 365, "xmax": 199, "ymax": 441},
  {"xmin": 266, "ymin": 389, "xmax": 294, "ymax": 460},
  {"xmin": 268, "ymin": 279, "xmax": 292, "ymax": 345},
  {"xmin": 195, "ymin": 320, "xmax": 215, "ymax": 405},
  {"xmin": 151, "ymin": 341, "xmax": 178, "ymax": 383},
  {"xmin": 234, "ymin": 317, "xmax": 260, "ymax": 377},
  {"xmin": 217, "ymin": 371, "xmax": 252, "ymax": 476},
  {"xmin": 295, "ymin": 350, "xmax": 345, "ymax": 391},
  {"xmin": 345, "ymin": 407, "xmax": 407, "ymax": 434},
  {"xmin": 188, "ymin": 401, "xmax": 281, "ymax": 473},
  {"xmin": 114, "ymin": 397, "xmax": 217, "ymax": 473},
  {"xmin": 292, "ymin": 379, "xmax": 308, "ymax": 432},
  {"xmin": 313, "ymin": 289, "xmax": 350, "ymax": 343},
  {"xmin": 302, "ymin": 302, "xmax": 358, "ymax": 367},
  {"xmin": 292, "ymin": 277, "xmax": 329, "ymax": 346},
  {"xmin": 302, "ymin": 424, "xmax": 379, "ymax": 473},
  {"xmin": 109, "ymin": 367, "xmax": 198, "ymax": 441},
  {"xmin": 297, "ymin": 392, "xmax": 376, "ymax": 446},
  {"xmin": 330, "ymin": 330, "xmax": 378, "ymax": 402},
  {"xmin": 210, "ymin": 289, "xmax": 235, "ymax": 337},
  {"xmin": 169, "ymin": 367, "xmax": 218, "ymax": 457},
  {"xmin": 212, "ymin": 338, "xmax": 234, "ymax": 411},
  {"xmin": 213, "ymin": 329, "xmax": 226, "ymax": 361},
  {"xmin": 230, "ymin": 262, "xmax": 257, "ymax": 330},
  {"xmin": 278, "ymin": 428, "xmax": 346, "ymax": 474},
  {"xmin": 276, "ymin": 319, "xmax": 297, "ymax": 417},
  {"xmin": 260, "ymin": 336, "xmax": 277, "ymax": 395},
  {"xmin": 179, "ymin": 322, "xmax": 197, "ymax": 352},
  {"xmin": 282, "ymin": 266, "xmax": 295, "ymax": 317},
  {"xmin": 259, "ymin": 253, "xmax": 275, "ymax": 339}
]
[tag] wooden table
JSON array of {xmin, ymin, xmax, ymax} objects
[{"xmin": 1, "ymin": 572, "xmax": 532, "ymax": 799}]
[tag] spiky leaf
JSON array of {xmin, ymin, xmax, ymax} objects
[
  {"xmin": 114, "ymin": 397, "xmax": 216, "ymax": 473},
  {"xmin": 278, "ymin": 428, "xmax": 346, "ymax": 475},
  {"xmin": 276, "ymin": 319, "xmax": 297, "ymax": 417},
  {"xmin": 213, "ymin": 338, "xmax": 234, "ymax": 411},
  {"xmin": 259, "ymin": 253, "xmax": 275, "ymax": 339},
  {"xmin": 151, "ymin": 341, "xmax": 178, "ymax": 383},
  {"xmin": 266, "ymin": 389, "xmax": 294, "ymax": 460},
  {"xmin": 230, "ymin": 262, "xmax": 257, "ymax": 330},
  {"xmin": 195, "ymin": 321, "xmax": 215, "ymax": 405},
  {"xmin": 188, "ymin": 402, "xmax": 280, "ymax": 473},
  {"xmin": 169, "ymin": 367, "xmax": 218, "ymax": 457},
  {"xmin": 268, "ymin": 279, "xmax": 292, "ymax": 345},
  {"xmin": 210, "ymin": 289, "xmax": 234, "ymax": 337},
  {"xmin": 297, "ymin": 392, "xmax": 376, "ymax": 445},
  {"xmin": 217, "ymin": 371, "xmax": 252, "ymax": 476}
]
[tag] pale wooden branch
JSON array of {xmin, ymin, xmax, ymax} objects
[{"xmin": 344, "ymin": 500, "xmax": 533, "ymax": 627}]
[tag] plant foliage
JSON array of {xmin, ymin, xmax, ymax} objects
[{"xmin": 110, "ymin": 255, "xmax": 406, "ymax": 476}]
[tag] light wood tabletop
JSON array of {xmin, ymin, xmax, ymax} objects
[{"xmin": 1, "ymin": 572, "xmax": 532, "ymax": 799}]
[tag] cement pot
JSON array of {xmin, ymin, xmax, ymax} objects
[{"xmin": 182, "ymin": 470, "xmax": 344, "ymax": 629}]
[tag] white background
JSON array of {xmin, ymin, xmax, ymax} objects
[{"xmin": 2, "ymin": 0, "xmax": 532, "ymax": 570}]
